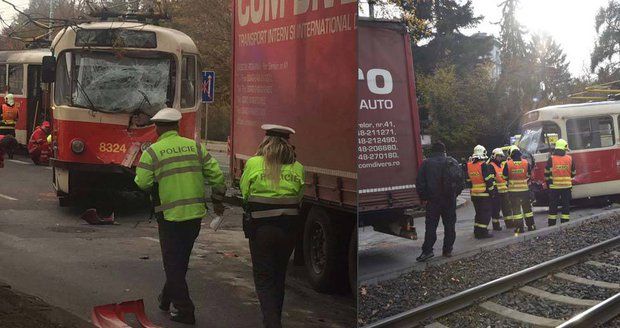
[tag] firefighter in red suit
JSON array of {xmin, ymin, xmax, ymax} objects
[{"xmin": 28, "ymin": 121, "xmax": 52, "ymax": 165}]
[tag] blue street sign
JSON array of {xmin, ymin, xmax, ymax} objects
[{"xmin": 202, "ymin": 71, "xmax": 215, "ymax": 103}]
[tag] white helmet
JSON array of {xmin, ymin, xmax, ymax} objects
[
  {"xmin": 151, "ymin": 107, "xmax": 181, "ymax": 123},
  {"xmin": 492, "ymin": 148, "xmax": 504, "ymax": 158},
  {"xmin": 4, "ymin": 93, "xmax": 14, "ymax": 106},
  {"xmin": 472, "ymin": 145, "xmax": 487, "ymax": 159}
]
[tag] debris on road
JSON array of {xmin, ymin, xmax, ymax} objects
[
  {"xmin": 92, "ymin": 299, "xmax": 160, "ymax": 328},
  {"xmin": 80, "ymin": 209, "xmax": 115, "ymax": 225}
]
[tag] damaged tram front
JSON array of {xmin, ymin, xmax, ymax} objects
[{"xmin": 46, "ymin": 22, "xmax": 203, "ymax": 206}]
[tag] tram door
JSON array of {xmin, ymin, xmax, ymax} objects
[{"xmin": 27, "ymin": 65, "xmax": 43, "ymax": 139}]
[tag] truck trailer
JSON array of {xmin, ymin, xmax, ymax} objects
[
  {"xmin": 358, "ymin": 18, "xmax": 424, "ymax": 240},
  {"xmin": 231, "ymin": 0, "xmax": 358, "ymax": 293}
]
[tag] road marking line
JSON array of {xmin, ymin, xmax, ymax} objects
[
  {"xmin": 479, "ymin": 301, "xmax": 563, "ymax": 327},
  {"xmin": 0, "ymin": 193, "xmax": 17, "ymax": 201},
  {"xmin": 141, "ymin": 237, "xmax": 159, "ymax": 243},
  {"xmin": 519, "ymin": 286, "xmax": 600, "ymax": 306},
  {"xmin": 555, "ymin": 273, "xmax": 620, "ymax": 290},
  {"xmin": 7, "ymin": 159, "xmax": 31, "ymax": 165},
  {"xmin": 585, "ymin": 260, "xmax": 620, "ymax": 270}
]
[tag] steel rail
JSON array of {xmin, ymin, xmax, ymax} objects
[
  {"xmin": 556, "ymin": 292, "xmax": 620, "ymax": 328},
  {"xmin": 363, "ymin": 235, "xmax": 620, "ymax": 328}
]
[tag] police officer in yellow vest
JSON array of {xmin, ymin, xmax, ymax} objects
[
  {"xmin": 545, "ymin": 139, "xmax": 576, "ymax": 226},
  {"xmin": 241, "ymin": 124, "xmax": 304, "ymax": 328},
  {"xmin": 135, "ymin": 108, "xmax": 225, "ymax": 325}
]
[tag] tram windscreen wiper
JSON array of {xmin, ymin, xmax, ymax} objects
[{"xmin": 74, "ymin": 78, "xmax": 98, "ymax": 112}]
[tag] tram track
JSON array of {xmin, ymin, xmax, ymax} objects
[{"xmin": 363, "ymin": 235, "xmax": 620, "ymax": 328}]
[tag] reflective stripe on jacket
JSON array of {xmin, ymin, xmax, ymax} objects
[
  {"xmin": 506, "ymin": 159, "xmax": 529, "ymax": 192},
  {"xmin": 549, "ymin": 155, "xmax": 573, "ymax": 189},
  {"xmin": 490, "ymin": 161, "xmax": 508, "ymax": 193},
  {"xmin": 467, "ymin": 161, "xmax": 489, "ymax": 197},
  {"xmin": 134, "ymin": 130, "xmax": 226, "ymax": 222},
  {"xmin": 240, "ymin": 156, "xmax": 304, "ymax": 219}
]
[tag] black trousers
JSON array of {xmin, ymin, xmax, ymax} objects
[
  {"xmin": 510, "ymin": 191, "xmax": 534, "ymax": 228},
  {"xmin": 158, "ymin": 218, "xmax": 201, "ymax": 314},
  {"xmin": 421, "ymin": 196, "xmax": 457, "ymax": 254},
  {"xmin": 472, "ymin": 196, "xmax": 492, "ymax": 235},
  {"xmin": 492, "ymin": 192, "xmax": 513, "ymax": 227},
  {"xmin": 249, "ymin": 220, "xmax": 297, "ymax": 328},
  {"xmin": 549, "ymin": 188, "xmax": 572, "ymax": 225}
]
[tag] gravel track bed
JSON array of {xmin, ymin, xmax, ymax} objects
[
  {"xmin": 529, "ymin": 276, "xmax": 617, "ymax": 300},
  {"xmin": 437, "ymin": 305, "xmax": 529, "ymax": 328},
  {"xmin": 494, "ymin": 290, "xmax": 579, "ymax": 320},
  {"xmin": 565, "ymin": 263, "xmax": 620, "ymax": 283},
  {"xmin": 600, "ymin": 317, "xmax": 620, "ymax": 327},
  {"xmin": 595, "ymin": 252, "xmax": 620, "ymax": 266},
  {"xmin": 358, "ymin": 214, "xmax": 620, "ymax": 325}
]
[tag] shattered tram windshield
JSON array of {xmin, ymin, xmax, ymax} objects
[
  {"xmin": 518, "ymin": 125, "xmax": 543, "ymax": 155},
  {"xmin": 64, "ymin": 52, "xmax": 173, "ymax": 116}
]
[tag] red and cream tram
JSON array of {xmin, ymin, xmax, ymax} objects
[
  {"xmin": 0, "ymin": 48, "xmax": 51, "ymax": 146},
  {"xmin": 519, "ymin": 101, "xmax": 620, "ymax": 203},
  {"xmin": 46, "ymin": 22, "xmax": 203, "ymax": 205}
]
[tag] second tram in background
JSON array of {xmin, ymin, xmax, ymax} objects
[
  {"xmin": 44, "ymin": 22, "xmax": 204, "ymax": 205},
  {"xmin": 519, "ymin": 101, "xmax": 620, "ymax": 204},
  {"xmin": 0, "ymin": 49, "xmax": 51, "ymax": 146}
]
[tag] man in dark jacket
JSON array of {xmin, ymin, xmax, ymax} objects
[{"xmin": 416, "ymin": 142, "xmax": 461, "ymax": 262}]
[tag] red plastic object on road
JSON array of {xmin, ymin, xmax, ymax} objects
[
  {"xmin": 80, "ymin": 208, "xmax": 115, "ymax": 225},
  {"xmin": 92, "ymin": 299, "xmax": 160, "ymax": 328}
]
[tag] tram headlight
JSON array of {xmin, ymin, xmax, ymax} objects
[{"xmin": 71, "ymin": 139, "xmax": 85, "ymax": 154}]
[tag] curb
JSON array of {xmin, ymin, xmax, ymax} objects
[{"xmin": 359, "ymin": 208, "xmax": 620, "ymax": 286}]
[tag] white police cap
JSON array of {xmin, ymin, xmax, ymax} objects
[
  {"xmin": 151, "ymin": 108, "xmax": 182, "ymax": 123},
  {"xmin": 261, "ymin": 124, "xmax": 295, "ymax": 139}
]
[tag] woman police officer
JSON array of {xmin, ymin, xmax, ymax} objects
[{"xmin": 240, "ymin": 124, "xmax": 304, "ymax": 328}]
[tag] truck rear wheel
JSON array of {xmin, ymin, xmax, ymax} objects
[{"xmin": 303, "ymin": 206, "xmax": 348, "ymax": 293}]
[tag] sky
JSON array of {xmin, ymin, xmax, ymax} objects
[{"xmin": 465, "ymin": 0, "xmax": 610, "ymax": 77}]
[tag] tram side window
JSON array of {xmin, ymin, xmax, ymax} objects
[
  {"xmin": 538, "ymin": 122, "xmax": 561, "ymax": 153},
  {"xmin": 0, "ymin": 65, "xmax": 6, "ymax": 92},
  {"xmin": 567, "ymin": 116, "xmax": 615, "ymax": 150},
  {"xmin": 180, "ymin": 55, "xmax": 196, "ymax": 108},
  {"xmin": 8, "ymin": 64, "xmax": 23, "ymax": 95}
]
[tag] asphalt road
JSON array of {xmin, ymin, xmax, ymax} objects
[
  {"xmin": 359, "ymin": 190, "xmax": 617, "ymax": 284},
  {"xmin": 0, "ymin": 155, "xmax": 354, "ymax": 328}
]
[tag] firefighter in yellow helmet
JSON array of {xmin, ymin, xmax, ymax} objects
[
  {"xmin": 466, "ymin": 145, "xmax": 496, "ymax": 239},
  {"xmin": 503, "ymin": 145, "xmax": 535, "ymax": 233},
  {"xmin": 241, "ymin": 124, "xmax": 305, "ymax": 328},
  {"xmin": 545, "ymin": 139, "xmax": 576, "ymax": 226},
  {"xmin": 489, "ymin": 148, "xmax": 512, "ymax": 229},
  {"xmin": 135, "ymin": 108, "xmax": 226, "ymax": 324}
]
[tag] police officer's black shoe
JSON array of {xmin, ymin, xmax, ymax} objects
[
  {"xmin": 157, "ymin": 294, "xmax": 170, "ymax": 312},
  {"xmin": 170, "ymin": 312, "xmax": 196, "ymax": 325},
  {"xmin": 416, "ymin": 252, "xmax": 434, "ymax": 262}
]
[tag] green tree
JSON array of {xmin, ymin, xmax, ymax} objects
[
  {"xmin": 527, "ymin": 33, "xmax": 572, "ymax": 107},
  {"xmin": 418, "ymin": 64, "xmax": 497, "ymax": 153},
  {"xmin": 591, "ymin": 0, "xmax": 620, "ymax": 82},
  {"xmin": 496, "ymin": 0, "xmax": 528, "ymax": 136}
]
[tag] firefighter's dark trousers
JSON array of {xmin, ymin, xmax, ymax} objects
[
  {"xmin": 421, "ymin": 195, "xmax": 457, "ymax": 254},
  {"xmin": 249, "ymin": 219, "xmax": 298, "ymax": 328},
  {"xmin": 472, "ymin": 196, "xmax": 492, "ymax": 236},
  {"xmin": 548, "ymin": 188, "xmax": 571, "ymax": 225},
  {"xmin": 494, "ymin": 192, "xmax": 513, "ymax": 227},
  {"xmin": 158, "ymin": 218, "xmax": 201, "ymax": 315},
  {"xmin": 510, "ymin": 191, "xmax": 534, "ymax": 229}
]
